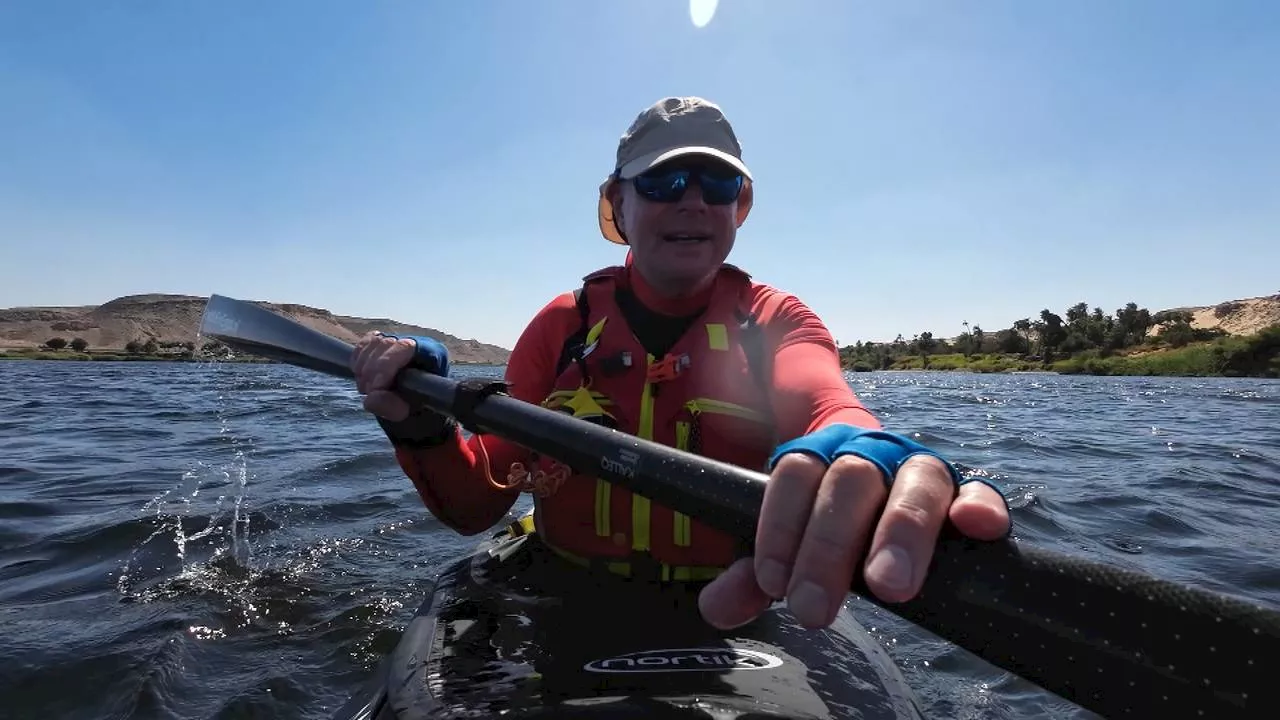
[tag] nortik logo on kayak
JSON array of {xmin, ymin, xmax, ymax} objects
[{"xmin": 583, "ymin": 648, "xmax": 784, "ymax": 673}]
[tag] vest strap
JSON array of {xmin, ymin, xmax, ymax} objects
[
  {"xmin": 501, "ymin": 514, "xmax": 727, "ymax": 583},
  {"xmin": 544, "ymin": 539, "xmax": 726, "ymax": 584},
  {"xmin": 554, "ymin": 285, "xmax": 594, "ymax": 378}
]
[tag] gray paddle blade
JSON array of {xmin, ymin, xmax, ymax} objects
[{"xmin": 198, "ymin": 294, "xmax": 356, "ymax": 378}]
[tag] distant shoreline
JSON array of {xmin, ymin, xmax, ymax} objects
[
  {"xmin": 0, "ymin": 349, "xmax": 501, "ymax": 366},
  {"xmin": 840, "ymin": 341, "xmax": 1279, "ymax": 379},
  {"xmin": 0, "ymin": 292, "xmax": 513, "ymax": 365},
  {"xmin": 7, "ymin": 331, "xmax": 1278, "ymax": 379},
  {"xmin": 3, "ymin": 348, "xmax": 1273, "ymax": 379}
]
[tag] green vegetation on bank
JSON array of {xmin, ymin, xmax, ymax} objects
[
  {"xmin": 1, "ymin": 335, "xmax": 498, "ymax": 365},
  {"xmin": 0, "ymin": 337, "xmax": 269, "ymax": 363},
  {"xmin": 840, "ymin": 300, "xmax": 1280, "ymax": 378}
]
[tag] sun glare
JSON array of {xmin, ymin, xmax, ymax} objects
[{"xmin": 690, "ymin": 0, "xmax": 719, "ymax": 28}]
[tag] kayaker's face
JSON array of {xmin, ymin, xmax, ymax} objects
[{"xmin": 610, "ymin": 158, "xmax": 751, "ymax": 297}]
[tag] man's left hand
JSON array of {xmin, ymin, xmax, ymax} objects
[{"xmin": 698, "ymin": 427, "xmax": 1011, "ymax": 630}]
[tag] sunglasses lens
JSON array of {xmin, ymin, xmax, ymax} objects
[
  {"xmin": 633, "ymin": 166, "xmax": 743, "ymax": 205},
  {"xmin": 700, "ymin": 174, "xmax": 744, "ymax": 205},
  {"xmin": 634, "ymin": 170, "xmax": 688, "ymax": 202}
]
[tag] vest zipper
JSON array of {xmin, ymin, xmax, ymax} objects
[{"xmin": 685, "ymin": 398, "xmax": 769, "ymax": 423}]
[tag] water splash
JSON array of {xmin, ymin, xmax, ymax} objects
[
  {"xmin": 116, "ymin": 418, "xmax": 254, "ymax": 593},
  {"xmin": 115, "ymin": 364, "xmax": 260, "ymax": 621}
]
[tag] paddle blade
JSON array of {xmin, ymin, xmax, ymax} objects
[{"xmin": 198, "ymin": 294, "xmax": 357, "ymax": 378}]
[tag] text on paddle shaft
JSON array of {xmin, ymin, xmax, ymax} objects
[{"xmin": 600, "ymin": 449, "xmax": 640, "ymax": 479}]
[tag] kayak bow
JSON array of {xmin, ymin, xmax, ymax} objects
[{"xmin": 330, "ymin": 519, "xmax": 925, "ymax": 719}]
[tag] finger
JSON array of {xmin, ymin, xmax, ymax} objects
[
  {"xmin": 369, "ymin": 339, "xmax": 417, "ymax": 390},
  {"xmin": 351, "ymin": 332, "xmax": 385, "ymax": 374},
  {"xmin": 785, "ymin": 455, "xmax": 888, "ymax": 628},
  {"xmin": 754, "ymin": 453, "xmax": 827, "ymax": 598},
  {"xmin": 950, "ymin": 481, "xmax": 1011, "ymax": 540},
  {"xmin": 363, "ymin": 391, "xmax": 410, "ymax": 422},
  {"xmin": 353, "ymin": 338, "xmax": 391, "ymax": 393},
  {"xmin": 354, "ymin": 338, "xmax": 409, "ymax": 393},
  {"xmin": 698, "ymin": 557, "xmax": 772, "ymax": 630},
  {"xmin": 863, "ymin": 455, "xmax": 955, "ymax": 603}
]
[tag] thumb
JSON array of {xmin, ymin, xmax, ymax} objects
[{"xmin": 697, "ymin": 557, "xmax": 772, "ymax": 630}]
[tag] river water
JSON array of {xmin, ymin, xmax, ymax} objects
[{"xmin": 1, "ymin": 360, "xmax": 1277, "ymax": 719}]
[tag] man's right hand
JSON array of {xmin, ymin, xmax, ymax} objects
[{"xmin": 351, "ymin": 332, "xmax": 418, "ymax": 422}]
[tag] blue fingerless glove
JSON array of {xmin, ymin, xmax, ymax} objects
[
  {"xmin": 768, "ymin": 424, "xmax": 969, "ymax": 489},
  {"xmin": 378, "ymin": 333, "xmax": 450, "ymax": 376},
  {"xmin": 372, "ymin": 333, "xmax": 454, "ymax": 447}
]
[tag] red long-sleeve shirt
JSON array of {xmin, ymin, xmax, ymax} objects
[{"xmin": 388, "ymin": 267, "xmax": 881, "ymax": 535}]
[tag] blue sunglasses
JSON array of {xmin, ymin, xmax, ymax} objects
[{"xmin": 632, "ymin": 164, "xmax": 745, "ymax": 205}]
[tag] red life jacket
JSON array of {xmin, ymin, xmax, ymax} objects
[{"xmin": 526, "ymin": 263, "xmax": 778, "ymax": 580}]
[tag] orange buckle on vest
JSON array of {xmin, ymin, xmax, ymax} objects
[{"xmin": 646, "ymin": 354, "xmax": 691, "ymax": 383}]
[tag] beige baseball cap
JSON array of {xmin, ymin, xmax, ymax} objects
[{"xmin": 598, "ymin": 96, "xmax": 754, "ymax": 245}]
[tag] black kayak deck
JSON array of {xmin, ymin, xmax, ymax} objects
[{"xmin": 334, "ymin": 524, "xmax": 924, "ymax": 719}]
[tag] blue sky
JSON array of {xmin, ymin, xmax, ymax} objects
[{"xmin": 2, "ymin": 1, "xmax": 1277, "ymax": 349}]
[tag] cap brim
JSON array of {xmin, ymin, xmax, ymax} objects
[{"xmin": 616, "ymin": 146, "xmax": 753, "ymax": 181}]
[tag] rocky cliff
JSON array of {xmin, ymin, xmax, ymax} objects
[
  {"xmin": 1158, "ymin": 293, "xmax": 1280, "ymax": 336},
  {"xmin": 0, "ymin": 294, "xmax": 511, "ymax": 364}
]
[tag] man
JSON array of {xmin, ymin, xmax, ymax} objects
[{"xmin": 351, "ymin": 96, "xmax": 1010, "ymax": 631}]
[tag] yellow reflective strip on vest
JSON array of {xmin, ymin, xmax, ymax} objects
[
  {"xmin": 631, "ymin": 353, "xmax": 656, "ymax": 552},
  {"xmin": 674, "ymin": 421, "xmax": 692, "ymax": 547},
  {"xmin": 685, "ymin": 397, "xmax": 768, "ymax": 423},
  {"xmin": 673, "ymin": 511, "xmax": 691, "ymax": 547},
  {"xmin": 543, "ymin": 389, "xmax": 614, "ymax": 406},
  {"xmin": 585, "ymin": 316, "xmax": 608, "ymax": 346},
  {"xmin": 631, "ymin": 495, "xmax": 650, "ymax": 551},
  {"xmin": 595, "ymin": 478, "xmax": 611, "ymax": 537},
  {"xmin": 545, "ymin": 542, "xmax": 723, "ymax": 582},
  {"xmin": 705, "ymin": 323, "xmax": 728, "ymax": 351},
  {"xmin": 672, "ymin": 565, "xmax": 726, "ymax": 581}
]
